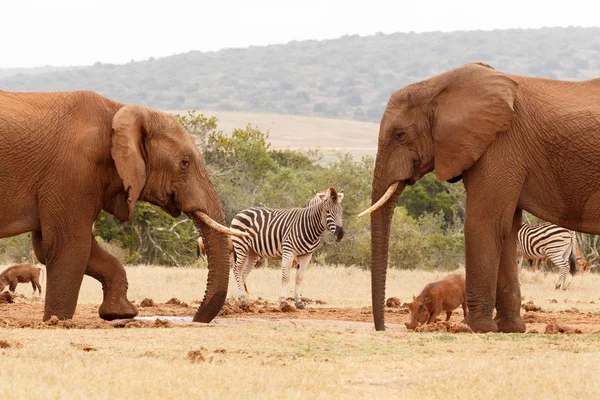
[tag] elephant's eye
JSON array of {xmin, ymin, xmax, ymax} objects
[
  {"xmin": 395, "ymin": 132, "xmax": 405, "ymax": 142},
  {"xmin": 180, "ymin": 160, "xmax": 189, "ymax": 170}
]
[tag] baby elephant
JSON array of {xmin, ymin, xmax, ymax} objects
[
  {"xmin": 405, "ymin": 273, "xmax": 467, "ymax": 330},
  {"xmin": 0, "ymin": 264, "xmax": 44, "ymax": 296}
]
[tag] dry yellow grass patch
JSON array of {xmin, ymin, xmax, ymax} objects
[{"xmin": 1, "ymin": 264, "xmax": 600, "ymax": 399}]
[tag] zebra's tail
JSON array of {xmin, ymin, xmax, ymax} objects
[{"xmin": 569, "ymin": 233, "xmax": 579, "ymax": 276}]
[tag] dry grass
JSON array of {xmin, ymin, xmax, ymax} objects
[
  {"xmin": 1, "ymin": 264, "xmax": 600, "ymax": 399},
  {"xmin": 168, "ymin": 109, "xmax": 379, "ymax": 162}
]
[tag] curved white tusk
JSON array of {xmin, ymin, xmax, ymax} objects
[
  {"xmin": 357, "ymin": 182, "xmax": 400, "ymax": 217},
  {"xmin": 195, "ymin": 211, "xmax": 249, "ymax": 237}
]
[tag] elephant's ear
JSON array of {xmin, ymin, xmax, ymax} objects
[
  {"xmin": 432, "ymin": 63, "xmax": 518, "ymax": 181},
  {"xmin": 111, "ymin": 105, "xmax": 149, "ymax": 221}
]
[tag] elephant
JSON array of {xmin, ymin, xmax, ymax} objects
[
  {"xmin": 360, "ymin": 62, "xmax": 600, "ymax": 332},
  {"xmin": 0, "ymin": 90, "xmax": 246, "ymax": 322}
]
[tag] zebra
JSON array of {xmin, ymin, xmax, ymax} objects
[
  {"xmin": 230, "ymin": 186, "xmax": 344, "ymax": 309},
  {"xmin": 517, "ymin": 222, "xmax": 578, "ymax": 290}
]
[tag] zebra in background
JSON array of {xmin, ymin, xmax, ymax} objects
[
  {"xmin": 517, "ymin": 222, "xmax": 578, "ymax": 290},
  {"xmin": 231, "ymin": 187, "xmax": 344, "ymax": 309}
]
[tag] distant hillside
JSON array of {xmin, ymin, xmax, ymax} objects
[
  {"xmin": 171, "ymin": 110, "xmax": 379, "ymax": 162},
  {"xmin": 2, "ymin": 27, "xmax": 600, "ymax": 122}
]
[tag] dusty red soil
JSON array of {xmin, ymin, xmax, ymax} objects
[{"xmin": 1, "ymin": 295, "xmax": 600, "ymax": 333}]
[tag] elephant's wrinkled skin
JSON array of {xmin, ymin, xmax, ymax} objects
[
  {"xmin": 0, "ymin": 90, "xmax": 236, "ymax": 322},
  {"xmin": 363, "ymin": 62, "xmax": 600, "ymax": 332}
]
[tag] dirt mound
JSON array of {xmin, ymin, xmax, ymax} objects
[
  {"xmin": 70, "ymin": 342, "xmax": 97, "ymax": 352},
  {"xmin": 166, "ymin": 298, "xmax": 189, "ymax": 307},
  {"xmin": 280, "ymin": 303, "xmax": 296, "ymax": 313},
  {"xmin": 385, "ymin": 297, "xmax": 402, "ymax": 308},
  {"xmin": 187, "ymin": 350, "xmax": 206, "ymax": 363},
  {"xmin": 0, "ymin": 292, "xmax": 14, "ymax": 304},
  {"xmin": 154, "ymin": 318, "xmax": 173, "ymax": 328},
  {"xmin": 412, "ymin": 321, "xmax": 473, "ymax": 333},
  {"xmin": 0, "ymin": 340, "xmax": 11, "ymax": 348},
  {"xmin": 544, "ymin": 323, "xmax": 582, "ymax": 334},
  {"xmin": 140, "ymin": 298, "xmax": 156, "ymax": 307},
  {"xmin": 522, "ymin": 301, "xmax": 542, "ymax": 312}
]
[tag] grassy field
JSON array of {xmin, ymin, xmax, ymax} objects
[
  {"xmin": 168, "ymin": 110, "xmax": 380, "ymax": 162},
  {"xmin": 2, "ymin": 265, "xmax": 600, "ymax": 399}
]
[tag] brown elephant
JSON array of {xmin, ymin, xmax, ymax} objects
[
  {"xmin": 0, "ymin": 90, "xmax": 246, "ymax": 322},
  {"xmin": 0, "ymin": 264, "xmax": 44, "ymax": 296},
  {"xmin": 360, "ymin": 62, "xmax": 600, "ymax": 332}
]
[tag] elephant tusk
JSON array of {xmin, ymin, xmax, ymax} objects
[
  {"xmin": 357, "ymin": 182, "xmax": 400, "ymax": 217},
  {"xmin": 195, "ymin": 211, "xmax": 249, "ymax": 237}
]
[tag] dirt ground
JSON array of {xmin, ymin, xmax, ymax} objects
[{"xmin": 2, "ymin": 294, "xmax": 600, "ymax": 334}]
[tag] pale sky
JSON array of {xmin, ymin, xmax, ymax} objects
[{"xmin": 1, "ymin": 0, "xmax": 598, "ymax": 68}]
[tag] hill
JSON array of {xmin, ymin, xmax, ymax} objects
[
  {"xmin": 171, "ymin": 110, "xmax": 379, "ymax": 161},
  {"xmin": 2, "ymin": 27, "xmax": 600, "ymax": 122}
]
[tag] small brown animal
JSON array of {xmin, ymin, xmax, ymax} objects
[
  {"xmin": 0, "ymin": 264, "xmax": 44, "ymax": 296},
  {"xmin": 405, "ymin": 274, "xmax": 467, "ymax": 330}
]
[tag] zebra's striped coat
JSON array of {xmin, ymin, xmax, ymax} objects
[
  {"xmin": 517, "ymin": 222, "xmax": 578, "ymax": 290},
  {"xmin": 231, "ymin": 187, "xmax": 344, "ymax": 308}
]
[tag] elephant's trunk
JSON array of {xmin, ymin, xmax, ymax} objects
[
  {"xmin": 190, "ymin": 208, "xmax": 231, "ymax": 323},
  {"xmin": 370, "ymin": 175, "xmax": 405, "ymax": 331}
]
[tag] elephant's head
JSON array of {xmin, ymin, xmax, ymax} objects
[
  {"xmin": 360, "ymin": 63, "xmax": 518, "ymax": 330},
  {"xmin": 108, "ymin": 105, "xmax": 247, "ymax": 323}
]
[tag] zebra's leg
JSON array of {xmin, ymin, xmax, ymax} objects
[
  {"xmin": 232, "ymin": 246, "xmax": 250, "ymax": 302},
  {"xmin": 550, "ymin": 254, "xmax": 570, "ymax": 290},
  {"xmin": 293, "ymin": 253, "xmax": 313, "ymax": 310},
  {"xmin": 241, "ymin": 253, "xmax": 260, "ymax": 294},
  {"xmin": 279, "ymin": 252, "xmax": 296, "ymax": 308}
]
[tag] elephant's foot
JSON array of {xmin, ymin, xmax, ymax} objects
[
  {"xmin": 464, "ymin": 313, "xmax": 498, "ymax": 333},
  {"xmin": 495, "ymin": 315, "xmax": 526, "ymax": 333},
  {"xmin": 98, "ymin": 297, "xmax": 138, "ymax": 321}
]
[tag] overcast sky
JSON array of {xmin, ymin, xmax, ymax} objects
[{"xmin": 1, "ymin": 0, "xmax": 598, "ymax": 68}]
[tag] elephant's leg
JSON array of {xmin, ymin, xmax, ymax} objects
[
  {"xmin": 495, "ymin": 210, "xmax": 526, "ymax": 333},
  {"xmin": 463, "ymin": 187, "xmax": 522, "ymax": 333},
  {"xmin": 293, "ymin": 253, "xmax": 312, "ymax": 310},
  {"xmin": 86, "ymin": 236, "xmax": 138, "ymax": 320},
  {"xmin": 41, "ymin": 227, "xmax": 92, "ymax": 321}
]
